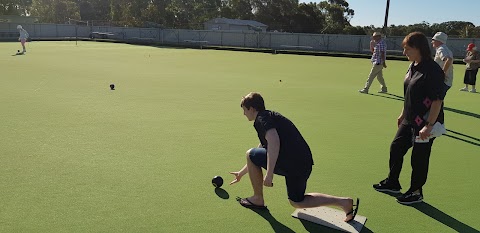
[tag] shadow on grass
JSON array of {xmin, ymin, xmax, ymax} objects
[
  {"xmin": 299, "ymin": 219, "xmax": 344, "ymax": 233},
  {"xmin": 370, "ymin": 92, "xmax": 480, "ymax": 119},
  {"xmin": 445, "ymin": 129, "xmax": 480, "ymax": 147},
  {"xmin": 446, "ymin": 129, "xmax": 480, "ymax": 142},
  {"xmin": 214, "ymin": 188, "xmax": 229, "ymax": 199},
  {"xmin": 299, "ymin": 219, "xmax": 374, "ymax": 233},
  {"xmin": 410, "ymin": 202, "xmax": 480, "ymax": 233},
  {"xmin": 444, "ymin": 134, "xmax": 480, "ymax": 147},
  {"xmin": 366, "ymin": 92, "xmax": 480, "ymax": 147},
  {"xmin": 374, "ymin": 191, "xmax": 479, "ymax": 232},
  {"xmin": 247, "ymin": 207, "xmax": 296, "ymax": 233},
  {"xmin": 375, "ymin": 190, "xmax": 402, "ymax": 198},
  {"xmin": 369, "ymin": 93, "xmax": 404, "ymax": 102},
  {"xmin": 233, "ymin": 196, "xmax": 294, "ymax": 232},
  {"xmin": 11, "ymin": 52, "xmax": 25, "ymax": 56},
  {"xmin": 444, "ymin": 107, "xmax": 480, "ymax": 119}
]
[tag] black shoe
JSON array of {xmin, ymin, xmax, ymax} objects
[
  {"xmin": 396, "ymin": 192, "xmax": 423, "ymax": 205},
  {"xmin": 373, "ymin": 178, "xmax": 401, "ymax": 193}
]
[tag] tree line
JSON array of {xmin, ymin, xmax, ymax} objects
[{"xmin": 1, "ymin": 0, "xmax": 479, "ymax": 37}]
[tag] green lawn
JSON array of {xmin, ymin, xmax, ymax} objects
[{"xmin": 0, "ymin": 41, "xmax": 478, "ymax": 232}]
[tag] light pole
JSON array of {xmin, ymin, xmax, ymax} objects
[{"xmin": 383, "ymin": 0, "xmax": 390, "ymax": 36}]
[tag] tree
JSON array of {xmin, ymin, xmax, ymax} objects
[
  {"xmin": 220, "ymin": 0, "xmax": 254, "ymax": 20},
  {"xmin": 109, "ymin": 0, "xmax": 152, "ymax": 27},
  {"xmin": 74, "ymin": 0, "xmax": 112, "ymax": 21},
  {"xmin": 0, "ymin": 0, "xmax": 32, "ymax": 15},
  {"xmin": 470, "ymin": 26, "xmax": 480, "ymax": 38},
  {"xmin": 252, "ymin": 0, "xmax": 299, "ymax": 32},
  {"xmin": 31, "ymin": 0, "xmax": 80, "ymax": 23},
  {"xmin": 387, "ymin": 24, "xmax": 408, "ymax": 36},
  {"xmin": 318, "ymin": 0, "xmax": 354, "ymax": 34},
  {"xmin": 167, "ymin": 0, "xmax": 222, "ymax": 29},
  {"xmin": 432, "ymin": 21, "xmax": 476, "ymax": 37},
  {"xmin": 142, "ymin": 0, "xmax": 174, "ymax": 27},
  {"xmin": 290, "ymin": 3, "xmax": 324, "ymax": 33},
  {"xmin": 405, "ymin": 21, "xmax": 433, "ymax": 36},
  {"xmin": 342, "ymin": 25, "xmax": 365, "ymax": 35}
]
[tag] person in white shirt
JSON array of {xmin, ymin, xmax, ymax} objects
[
  {"xmin": 431, "ymin": 32, "xmax": 453, "ymax": 98},
  {"xmin": 17, "ymin": 25, "xmax": 29, "ymax": 54}
]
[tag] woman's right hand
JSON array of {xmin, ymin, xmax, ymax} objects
[{"xmin": 229, "ymin": 172, "xmax": 243, "ymax": 185}]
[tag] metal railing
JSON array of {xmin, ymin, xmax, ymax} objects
[{"xmin": 0, "ymin": 22, "xmax": 477, "ymax": 58}]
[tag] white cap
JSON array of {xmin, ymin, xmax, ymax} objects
[
  {"xmin": 432, "ymin": 32, "xmax": 448, "ymax": 44},
  {"xmin": 372, "ymin": 32, "xmax": 382, "ymax": 37},
  {"xmin": 17, "ymin": 25, "xmax": 22, "ymax": 29}
]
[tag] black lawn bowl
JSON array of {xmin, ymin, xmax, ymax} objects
[{"xmin": 212, "ymin": 176, "xmax": 223, "ymax": 188}]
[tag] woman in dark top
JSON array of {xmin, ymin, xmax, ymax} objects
[{"xmin": 373, "ymin": 32, "xmax": 445, "ymax": 205}]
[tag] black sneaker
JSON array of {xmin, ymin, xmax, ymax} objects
[
  {"xmin": 396, "ymin": 192, "xmax": 423, "ymax": 205},
  {"xmin": 373, "ymin": 179, "xmax": 401, "ymax": 193}
]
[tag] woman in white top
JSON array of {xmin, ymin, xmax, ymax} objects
[{"xmin": 17, "ymin": 25, "xmax": 29, "ymax": 53}]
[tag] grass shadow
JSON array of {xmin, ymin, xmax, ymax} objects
[
  {"xmin": 375, "ymin": 190, "xmax": 402, "ymax": 198},
  {"xmin": 383, "ymin": 93, "xmax": 405, "ymax": 100},
  {"xmin": 444, "ymin": 134, "xmax": 480, "ymax": 147},
  {"xmin": 446, "ymin": 129, "xmax": 480, "ymax": 142},
  {"xmin": 248, "ymin": 208, "xmax": 296, "ymax": 233},
  {"xmin": 234, "ymin": 196, "xmax": 294, "ymax": 232},
  {"xmin": 299, "ymin": 219, "xmax": 344, "ymax": 233},
  {"xmin": 298, "ymin": 218, "xmax": 374, "ymax": 233},
  {"xmin": 11, "ymin": 52, "xmax": 25, "ymax": 56},
  {"xmin": 410, "ymin": 202, "xmax": 480, "ymax": 233},
  {"xmin": 368, "ymin": 93, "xmax": 404, "ymax": 102},
  {"xmin": 369, "ymin": 92, "xmax": 480, "ymax": 119},
  {"xmin": 214, "ymin": 188, "xmax": 229, "ymax": 199},
  {"xmin": 368, "ymin": 92, "xmax": 480, "ymax": 147},
  {"xmin": 444, "ymin": 107, "xmax": 480, "ymax": 119},
  {"xmin": 297, "ymin": 213, "xmax": 373, "ymax": 233}
]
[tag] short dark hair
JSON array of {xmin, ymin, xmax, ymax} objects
[
  {"xmin": 240, "ymin": 92, "xmax": 265, "ymax": 111},
  {"xmin": 402, "ymin": 32, "xmax": 432, "ymax": 61}
]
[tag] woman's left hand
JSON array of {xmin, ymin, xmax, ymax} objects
[{"xmin": 419, "ymin": 126, "xmax": 432, "ymax": 140}]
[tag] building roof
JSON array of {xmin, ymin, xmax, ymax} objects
[{"xmin": 205, "ymin": 18, "xmax": 267, "ymax": 27}]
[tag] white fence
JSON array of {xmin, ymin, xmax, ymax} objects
[{"xmin": 1, "ymin": 22, "xmax": 478, "ymax": 58}]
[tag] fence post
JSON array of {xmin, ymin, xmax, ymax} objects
[
  {"xmin": 161, "ymin": 29, "xmax": 164, "ymax": 44},
  {"xmin": 257, "ymin": 32, "xmax": 259, "ymax": 48},
  {"xmin": 358, "ymin": 37, "xmax": 362, "ymax": 53},
  {"xmin": 269, "ymin": 33, "xmax": 272, "ymax": 49},
  {"xmin": 244, "ymin": 32, "xmax": 246, "ymax": 47},
  {"xmin": 326, "ymin": 35, "xmax": 330, "ymax": 51}
]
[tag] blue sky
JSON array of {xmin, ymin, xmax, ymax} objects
[{"xmin": 299, "ymin": 0, "xmax": 480, "ymax": 27}]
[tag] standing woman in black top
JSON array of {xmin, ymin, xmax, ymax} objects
[{"xmin": 373, "ymin": 32, "xmax": 445, "ymax": 205}]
